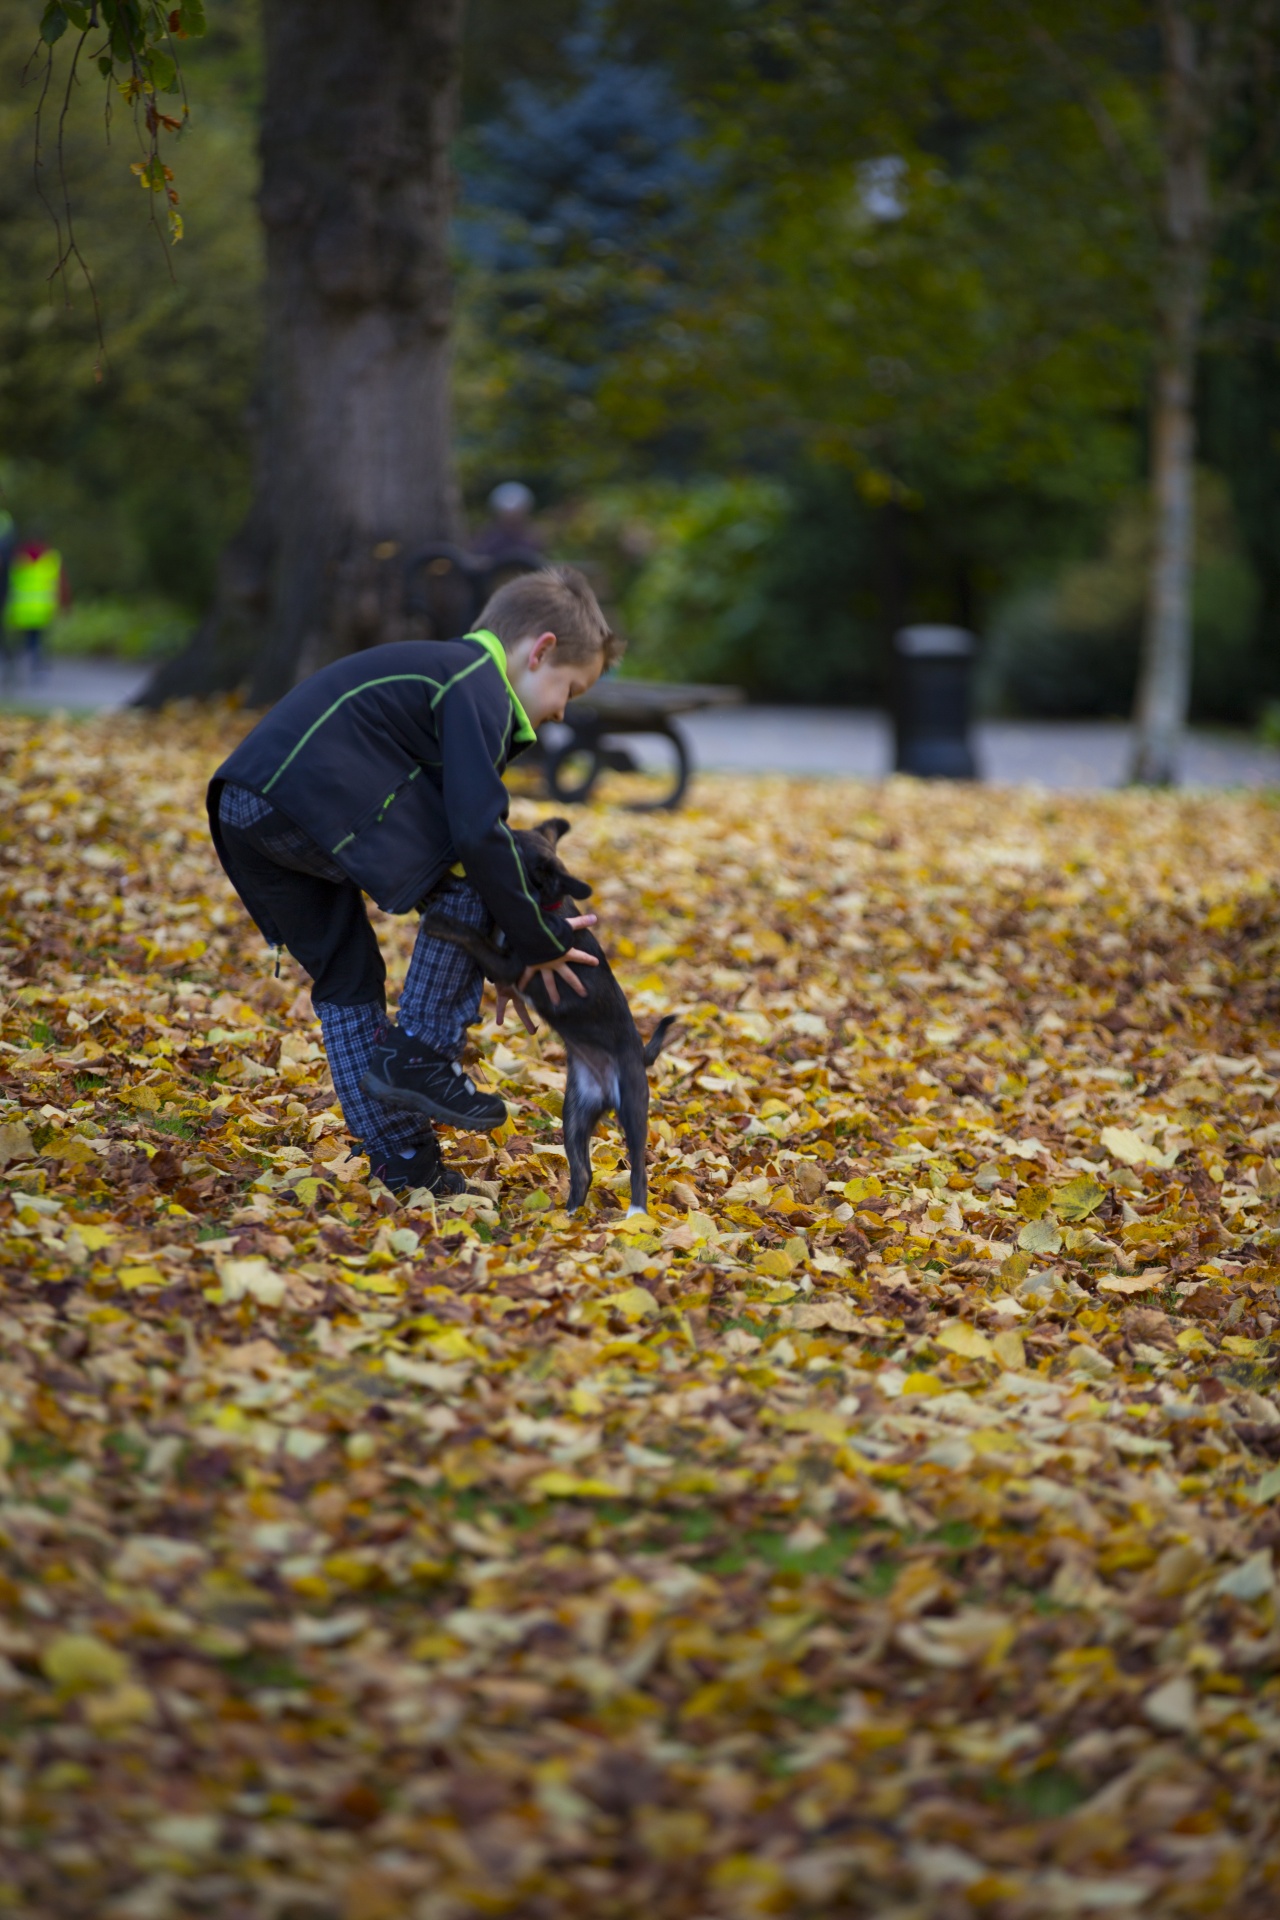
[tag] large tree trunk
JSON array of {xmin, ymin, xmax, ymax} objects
[
  {"xmin": 1129, "ymin": 0, "xmax": 1211, "ymax": 786},
  {"xmin": 137, "ymin": 0, "xmax": 463, "ymax": 709}
]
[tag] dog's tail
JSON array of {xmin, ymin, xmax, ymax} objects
[{"xmin": 643, "ymin": 1015, "xmax": 679, "ymax": 1068}]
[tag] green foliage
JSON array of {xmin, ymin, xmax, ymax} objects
[
  {"xmin": 34, "ymin": 0, "xmax": 207, "ymax": 244},
  {"xmin": 459, "ymin": 1, "xmax": 1156, "ymax": 693},
  {"xmin": 1, "ymin": 5, "xmax": 260, "ymax": 611},
  {"xmin": 613, "ymin": 478, "xmax": 793, "ymax": 687},
  {"xmin": 45, "ymin": 597, "xmax": 192, "ymax": 660},
  {"xmin": 562, "ymin": 473, "xmax": 888, "ymax": 701},
  {"xmin": 981, "ymin": 475, "xmax": 1262, "ymax": 721}
]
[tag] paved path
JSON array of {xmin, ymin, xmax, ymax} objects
[
  {"xmin": 0, "ymin": 658, "xmax": 152, "ymax": 713},
  {"xmin": 5, "ymin": 660, "xmax": 1279, "ymax": 790},
  {"xmin": 676, "ymin": 706, "xmax": 1280, "ymax": 789}
]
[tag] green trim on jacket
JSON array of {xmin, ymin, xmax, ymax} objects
[{"xmin": 465, "ymin": 630, "xmax": 537, "ymax": 747}]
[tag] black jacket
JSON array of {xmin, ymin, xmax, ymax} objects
[{"xmin": 208, "ymin": 631, "xmax": 571, "ymax": 964}]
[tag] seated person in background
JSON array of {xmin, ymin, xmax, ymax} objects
[{"xmin": 471, "ymin": 481, "xmax": 542, "ymax": 564}]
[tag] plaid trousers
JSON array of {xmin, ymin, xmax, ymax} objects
[
  {"xmin": 318, "ymin": 878, "xmax": 493, "ymax": 1157},
  {"xmin": 217, "ymin": 787, "xmax": 495, "ymax": 1157}
]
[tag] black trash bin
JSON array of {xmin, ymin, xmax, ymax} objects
[{"xmin": 893, "ymin": 625, "xmax": 978, "ymax": 779}]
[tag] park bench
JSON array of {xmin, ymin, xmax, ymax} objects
[{"xmin": 403, "ymin": 542, "xmax": 744, "ymax": 810}]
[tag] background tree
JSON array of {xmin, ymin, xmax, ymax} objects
[
  {"xmin": 1020, "ymin": 0, "xmax": 1280, "ymax": 781},
  {"xmin": 18, "ymin": 0, "xmax": 465, "ymax": 707},
  {"xmin": 143, "ymin": 0, "xmax": 464, "ymax": 704}
]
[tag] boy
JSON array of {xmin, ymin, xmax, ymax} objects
[{"xmin": 208, "ymin": 565, "xmax": 620, "ymax": 1195}]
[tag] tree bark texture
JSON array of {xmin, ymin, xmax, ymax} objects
[
  {"xmin": 1129, "ymin": 0, "xmax": 1211, "ymax": 786},
  {"xmin": 139, "ymin": 0, "xmax": 463, "ymax": 709}
]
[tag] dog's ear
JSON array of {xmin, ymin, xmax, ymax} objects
[{"xmin": 538, "ymin": 816, "xmax": 572, "ymax": 845}]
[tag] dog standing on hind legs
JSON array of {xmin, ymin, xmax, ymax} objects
[{"xmin": 420, "ymin": 818, "xmax": 677, "ymax": 1215}]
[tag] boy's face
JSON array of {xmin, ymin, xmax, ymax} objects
[{"xmin": 506, "ymin": 631, "xmax": 603, "ymax": 729}]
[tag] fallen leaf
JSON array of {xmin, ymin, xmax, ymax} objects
[
  {"xmin": 528, "ymin": 1470, "xmax": 621, "ymax": 1499},
  {"xmin": 1097, "ymin": 1271, "xmax": 1159, "ymax": 1294},
  {"xmin": 1213, "ymin": 1550, "xmax": 1274, "ymax": 1602},
  {"xmin": 991, "ymin": 1328, "xmax": 1026, "ymax": 1370},
  {"xmin": 1017, "ymin": 1216, "xmax": 1063, "ymax": 1255},
  {"xmin": 935, "ymin": 1321, "xmax": 995, "ymax": 1361},
  {"xmin": 895, "ymin": 1610, "xmax": 1013, "ymax": 1668},
  {"xmin": 1052, "ymin": 1174, "xmax": 1107, "ymax": 1221},
  {"xmin": 110, "ymin": 1536, "xmax": 207, "ymax": 1584},
  {"xmin": 1101, "ymin": 1126, "xmax": 1179, "ymax": 1169},
  {"xmin": 218, "ymin": 1256, "xmax": 286, "ymax": 1307},
  {"xmin": 42, "ymin": 1634, "xmax": 129, "ymax": 1693},
  {"xmin": 0, "ymin": 1120, "xmax": 35, "ymax": 1168},
  {"xmin": 602, "ymin": 1286, "xmax": 661, "ymax": 1321},
  {"xmin": 118, "ymin": 1264, "xmax": 167, "ymax": 1291},
  {"xmin": 1143, "ymin": 1673, "xmax": 1198, "ymax": 1733},
  {"xmin": 789, "ymin": 1299, "xmax": 865, "ymax": 1333}
]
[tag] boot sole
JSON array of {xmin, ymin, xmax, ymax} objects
[
  {"xmin": 383, "ymin": 1174, "xmax": 471, "ymax": 1198},
  {"xmin": 361, "ymin": 1069, "xmax": 506, "ymax": 1132}
]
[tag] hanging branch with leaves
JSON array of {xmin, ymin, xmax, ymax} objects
[{"xmin": 31, "ymin": 0, "xmax": 207, "ymax": 320}]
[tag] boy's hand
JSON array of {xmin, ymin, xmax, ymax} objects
[
  {"xmin": 523, "ymin": 946, "xmax": 599, "ymax": 1007},
  {"xmin": 495, "ymin": 915, "xmax": 598, "ymax": 1027}
]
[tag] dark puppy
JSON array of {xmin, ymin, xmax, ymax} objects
[{"xmin": 421, "ymin": 818, "xmax": 676, "ymax": 1214}]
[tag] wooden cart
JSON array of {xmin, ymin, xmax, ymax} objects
[{"xmin": 532, "ymin": 679, "xmax": 745, "ymax": 811}]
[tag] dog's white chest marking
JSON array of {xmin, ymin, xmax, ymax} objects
[{"xmin": 569, "ymin": 1052, "xmax": 618, "ymax": 1113}]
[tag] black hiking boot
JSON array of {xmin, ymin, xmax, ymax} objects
[
  {"xmin": 362, "ymin": 1023, "xmax": 507, "ymax": 1130},
  {"xmin": 369, "ymin": 1130, "xmax": 469, "ymax": 1198}
]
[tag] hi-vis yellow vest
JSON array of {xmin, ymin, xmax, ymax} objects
[{"xmin": 5, "ymin": 550, "xmax": 61, "ymax": 630}]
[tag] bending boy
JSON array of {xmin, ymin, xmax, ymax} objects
[{"xmin": 208, "ymin": 565, "xmax": 617, "ymax": 1195}]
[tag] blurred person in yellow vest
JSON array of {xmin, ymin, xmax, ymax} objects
[{"xmin": 2, "ymin": 528, "xmax": 69, "ymax": 684}]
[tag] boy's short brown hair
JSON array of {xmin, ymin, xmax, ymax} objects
[{"xmin": 478, "ymin": 565, "xmax": 624, "ymax": 669}]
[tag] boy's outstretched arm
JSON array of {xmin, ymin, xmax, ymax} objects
[{"xmin": 437, "ymin": 661, "xmax": 601, "ymax": 971}]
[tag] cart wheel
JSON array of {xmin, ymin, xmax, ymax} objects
[
  {"xmin": 545, "ymin": 739, "xmax": 602, "ymax": 804},
  {"xmin": 623, "ymin": 723, "xmax": 690, "ymax": 811}
]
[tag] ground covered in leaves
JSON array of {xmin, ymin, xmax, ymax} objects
[{"xmin": 2, "ymin": 710, "xmax": 1280, "ymax": 1918}]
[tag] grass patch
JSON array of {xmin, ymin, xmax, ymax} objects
[
  {"xmin": 931, "ymin": 1520, "xmax": 981, "ymax": 1552},
  {"xmin": 10, "ymin": 1437, "xmax": 76, "ymax": 1473},
  {"xmin": 778, "ymin": 1695, "xmax": 840, "ymax": 1730},
  {"xmin": 217, "ymin": 1650, "xmax": 306, "ymax": 1691},
  {"xmin": 706, "ymin": 1523, "xmax": 865, "ymax": 1577},
  {"xmin": 103, "ymin": 1430, "xmax": 147, "ymax": 1468},
  {"xmin": 1006, "ymin": 1768, "xmax": 1087, "ymax": 1818}
]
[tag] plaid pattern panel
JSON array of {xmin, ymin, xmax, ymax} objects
[
  {"xmin": 316, "ymin": 1000, "xmax": 425, "ymax": 1159},
  {"xmin": 218, "ymin": 783, "xmax": 273, "ymax": 831},
  {"xmin": 400, "ymin": 879, "xmax": 493, "ymax": 1059},
  {"xmin": 219, "ymin": 783, "xmax": 348, "ymax": 884}
]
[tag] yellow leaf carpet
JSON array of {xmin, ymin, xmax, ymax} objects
[{"xmin": 0, "ymin": 708, "xmax": 1279, "ymax": 1916}]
